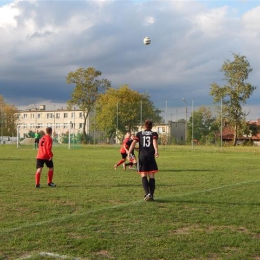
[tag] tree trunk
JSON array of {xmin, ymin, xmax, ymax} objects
[
  {"xmin": 232, "ymin": 124, "xmax": 237, "ymax": 146},
  {"xmin": 83, "ymin": 113, "xmax": 88, "ymax": 143}
]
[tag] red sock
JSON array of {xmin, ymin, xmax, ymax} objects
[
  {"xmin": 117, "ymin": 159, "xmax": 125, "ymax": 167},
  {"xmin": 48, "ymin": 170, "xmax": 54, "ymax": 183},
  {"xmin": 35, "ymin": 172, "xmax": 41, "ymax": 185}
]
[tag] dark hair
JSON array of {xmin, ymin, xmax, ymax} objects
[
  {"xmin": 46, "ymin": 127, "xmax": 52, "ymax": 134},
  {"xmin": 144, "ymin": 120, "xmax": 153, "ymax": 131}
]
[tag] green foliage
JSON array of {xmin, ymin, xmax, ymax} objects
[
  {"xmin": 26, "ymin": 130, "xmax": 35, "ymax": 138},
  {"xmin": 96, "ymin": 85, "xmax": 162, "ymax": 139},
  {"xmin": 58, "ymin": 131, "xmax": 93, "ymax": 144},
  {"xmin": 0, "ymin": 95, "xmax": 18, "ymax": 136},
  {"xmin": 66, "ymin": 67, "xmax": 111, "ymax": 142},
  {"xmin": 1, "ymin": 145, "xmax": 260, "ymax": 259},
  {"xmin": 187, "ymin": 106, "xmax": 218, "ymax": 144},
  {"xmin": 210, "ymin": 53, "xmax": 257, "ymax": 146}
]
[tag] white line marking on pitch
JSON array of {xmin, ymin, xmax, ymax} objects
[
  {"xmin": 17, "ymin": 252, "xmax": 82, "ymax": 260},
  {"xmin": 2, "ymin": 179, "xmax": 260, "ymax": 235}
]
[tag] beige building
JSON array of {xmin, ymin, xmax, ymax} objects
[
  {"xmin": 16, "ymin": 105, "xmax": 185, "ymax": 145},
  {"xmin": 17, "ymin": 105, "xmax": 90, "ymax": 139}
]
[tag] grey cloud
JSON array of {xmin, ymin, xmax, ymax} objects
[{"xmin": 1, "ymin": 0, "xmax": 260, "ymax": 119}]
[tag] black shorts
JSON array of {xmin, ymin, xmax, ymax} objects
[
  {"xmin": 36, "ymin": 159, "xmax": 54, "ymax": 169},
  {"xmin": 138, "ymin": 156, "xmax": 158, "ymax": 173},
  {"xmin": 121, "ymin": 153, "xmax": 127, "ymax": 159}
]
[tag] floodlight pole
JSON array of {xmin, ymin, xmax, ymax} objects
[
  {"xmin": 182, "ymin": 98, "xmax": 187, "ymax": 143},
  {"xmin": 140, "ymin": 100, "xmax": 142, "ymax": 127},
  {"xmin": 221, "ymin": 98, "xmax": 223, "ymax": 149},
  {"xmin": 53, "ymin": 105, "xmax": 56, "ymax": 140},
  {"xmin": 116, "ymin": 102, "xmax": 119, "ymax": 144},
  {"xmin": 192, "ymin": 100, "xmax": 194, "ymax": 150}
]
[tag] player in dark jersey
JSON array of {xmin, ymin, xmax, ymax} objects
[{"xmin": 128, "ymin": 120, "xmax": 159, "ymax": 201}]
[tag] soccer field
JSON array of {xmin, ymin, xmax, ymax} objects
[{"xmin": 0, "ymin": 144, "xmax": 260, "ymax": 260}]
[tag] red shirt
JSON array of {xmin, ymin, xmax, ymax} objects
[
  {"xmin": 36, "ymin": 134, "xmax": 53, "ymax": 160},
  {"xmin": 120, "ymin": 138, "xmax": 129, "ymax": 153}
]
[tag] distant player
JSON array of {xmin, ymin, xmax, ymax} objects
[
  {"xmin": 128, "ymin": 120, "xmax": 159, "ymax": 201},
  {"xmin": 35, "ymin": 127, "xmax": 56, "ymax": 188},
  {"xmin": 123, "ymin": 134, "xmax": 138, "ymax": 170},
  {"xmin": 34, "ymin": 130, "xmax": 41, "ymax": 149},
  {"xmin": 114, "ymin": 132, "xmax": 131, "ymax": 170}
]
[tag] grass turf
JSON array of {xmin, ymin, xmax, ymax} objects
[{"xmin": 0, "ymin": 144, "xmax": 260, "ymax": 260}]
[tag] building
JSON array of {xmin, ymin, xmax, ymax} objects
[
  {"xmin": 16, "ymin": 105, "xmax": 90, "ymax": 139},
  {"xmin": 16, "ymin": 105, "xmax": 186, "ymax": 144},
  {"xmin": 141, "ymin": 121, "xmax": 185, "ymax": 145}
]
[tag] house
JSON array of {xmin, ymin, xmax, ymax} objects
[
  {"xmin": 16, "ymin": 105, "xmax": 90, "ymax": 139},
  {"xmin": 221, "ymin": 119, "xmax": 260, "ymax": 146}
]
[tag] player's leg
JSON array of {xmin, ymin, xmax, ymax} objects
[
  {"xmin": 138, "ymin": 157, "xmax": 150, "ymax": 200},
  {"xmin": 46, "ymin": 160, "xmax": 56, "ymax": 187},
  {"xmin": 148, "ymin": 173, "xmax": 155, "ymax": 199},
  {"xmin": 147, "ymin": 157, "xmax": 158, "ymax": 200},
  {"xmin": 141, "ymin": 173, "xmax": 150, "ymax": 199},
  {"xmin": 114, "ymin": 153, "xmax": 127, "ymax": 169},
  {"xmin": 35, "ymin": 159, "xmax": 44, "ymax": 188}
]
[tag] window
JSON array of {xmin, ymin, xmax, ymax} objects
[
  {"xmin": 79, "ymin": 112, "xmax": 83, "ymax": 119},
  {"xmin": 64, "ymin": 113, "xmax": 68, "ymax": 118},
  {"xmin": 47, "ymin": 113, "xmax": 53, "ymax": 119},
  {"xmin": 79, "ymin": 123, "xmax": 83, "ymax": 129},
  {"xmin": 23, "ymin": 114, "xmax": 27, "ymax": 119},
  {"xmin": 37, "ymin": 113, "xmax": 41, "ymax": 119},
  {"xmin": 30, "ymin": 114, "xmax": 35, "ymax": 119},
  {"xmin": 71, "ymin": 112, "xmax": 75, "ymax": 118},
  {"xmin": 56, "ymin": 113, "xmax": 60, "ymax": 119}
]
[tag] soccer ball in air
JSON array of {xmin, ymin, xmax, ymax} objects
[{"xmin": 143, "ymin": 37, "xmax": 151, "ymax": 45}]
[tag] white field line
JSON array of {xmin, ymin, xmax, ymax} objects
[
  {"xmin": 18, "ymin": 251, "xmax": 82, "ymax": 260},
  {"xmin": 2, "ymin": 179, "xmax": 260, "ymax": 235}
]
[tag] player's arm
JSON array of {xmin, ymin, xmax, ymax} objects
[
  {"xmin": 123, "ymin": 142, "xmax": 129, "ymax": 154},
  {"xmin": 46, "ymin": 138, "xmax": 53, "ymax": 160},
  {"xmin": 153, "ymin": 137, "xmax": 159, "ymax": 158},
  {"xmin": 128, "ymin": 140, "xmax": 137, "ymax": 156}
]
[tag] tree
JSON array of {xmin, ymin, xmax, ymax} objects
[
  {"xmin": 0, "ymin": 95, "xmax": 18, "ymax": 137},
  {"xmin": 187, "ymin": 106, "xmax": 217, "ymax": 144},
  {"xmin": 95, "ymin": 85, "xmax": 162, "ymax": 141},
  {"xmin": 66, "ymin": 67, "xmax": 111, "ymax": 143},
  {"xmin": 210, "ymin": 53, "xmax": 256, "ymax": 146}
]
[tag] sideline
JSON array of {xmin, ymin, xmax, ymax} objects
[{"xmin": 2, "ymin": 179, "xmax": 260, "ymax": 235}]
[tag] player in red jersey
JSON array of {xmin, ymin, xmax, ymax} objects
[
  {"xmin": 114, "ymin": 132, "xmax": 131, "ymax": 170},
  {"xmin": 35, "ymin": 127, "xmax": 56, "ymax": 188},
  {"xmin": 123, "ymin": 134, "xmax": 138, "ymax": 170},
  {"xmin": 128, "ymin": 120, "xmax": 159, "ymax": 201}
]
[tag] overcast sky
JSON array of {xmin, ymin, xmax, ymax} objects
[{"xmin": 1, "ymin": 0, "xmax": 260, "ymax": 121}]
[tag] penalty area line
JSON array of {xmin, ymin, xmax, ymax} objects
[{"xmin": 2, "ymin": 179, "xmax": 260, "ymax": 235}]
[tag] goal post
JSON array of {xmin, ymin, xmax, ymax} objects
[{"xmin": 16, "ymin": 123, "xmax": 72, "ymax": 149}]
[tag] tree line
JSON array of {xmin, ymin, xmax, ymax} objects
[{"xmin": 0, "ymin": 53, "xmax": 257, "ymax": 146}]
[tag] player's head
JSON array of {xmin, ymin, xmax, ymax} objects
[
  {"xmin": 144, "ymin": 120, "xmax": 153, "ymax": 131},
  {"xmin": 46, "ymin": 127, "xmax": 52, "ymax": 135},
  {"xmin": 39, "ymin": 130, "xmax": 45, "ymax": 136},
  {"xmin": 125, "ymin": 132, "xmax": 130, "ymax": 138},
  {"xmin": 131, "ymin": 133, "xmax": 135, "ymax": 139}
]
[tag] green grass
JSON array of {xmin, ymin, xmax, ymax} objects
[{"xmin": 1, "ymin": 144, "xmax": 260, "ymax": 260}]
